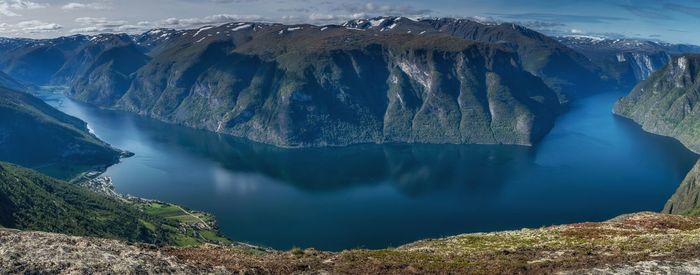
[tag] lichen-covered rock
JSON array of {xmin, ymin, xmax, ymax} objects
[
  {"xmin": 3, "ymin": 212, "xmax": 700, "ymax": 274},
  {"xmin": 0, "ymin": 229, "xmax": 216, "ymax": 274}
]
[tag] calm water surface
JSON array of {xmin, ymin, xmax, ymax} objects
[{"xmin": 43, "ymin": 91, "xmax": 698, "ymax": 251}]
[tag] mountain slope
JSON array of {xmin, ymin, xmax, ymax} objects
[
  {"xmin": 614, "ymin": 54, "xmax": 700, "ymax": 153},
  {"xmin": 344, "ymin": 17, "xmax": 611, "ymax": 100},
  {"xmin": 0, "ymin": 71, "xmax": 24, "ymax": 91},
  {"xmin": 0, "ymin": 162, "xmax": 229, "ymax": 246},
  {"xmin": 665, "ymin": 160, "xmax": 700, "ymax": 215},
  {"xmin": 68, "ymin": 43, "xmax": 150, "ymax": 106},
  {"xmin": 0, "ymin": 86, "xmax": 121, "ymax": 179},
  {"xmin": 0, "ymin": 162, "xmax": 160, "ymax": 241},
  {"xmin": 70, "ymin": 24, "xmax": 561, "ymax": 147},
  {"xmin": 0, "ymin": 34, "xmax": 136, "ymax": 87}
]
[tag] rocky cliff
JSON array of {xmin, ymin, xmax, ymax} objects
[
  {"xmin": 345, "ymin": 17, "xmax": 611, "ymax": 101},
  {"xmin": 614, "ymin": 54, "xmax": 700, "ymax": 153}
]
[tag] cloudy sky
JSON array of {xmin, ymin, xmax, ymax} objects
[{"xmin": 0, "ymin": 0, "xmax": 699, "ymax": 44}]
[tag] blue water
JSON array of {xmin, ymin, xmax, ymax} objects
[{"xmin": 42, "ymin": 91, "xmax": 698, "ymax": 251}]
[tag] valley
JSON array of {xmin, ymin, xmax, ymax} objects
[{"xmin": 38, "ymin": 88, "xmax": 697, "ymax": 251}]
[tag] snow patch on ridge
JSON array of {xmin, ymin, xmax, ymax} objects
[
  {"xmin": 193, "ymin": 26, "xmax": 214, "ymax": 37},
  {"xmin": 370, "ymin": 18, "xmax": 386, "ymax": 27},
  {"xmin": 231, "ymin": 24, "xmax": 251, "ymax": 31}
]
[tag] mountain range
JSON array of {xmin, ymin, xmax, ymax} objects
[
  {"xmin": 559, "ymin": 36, "xmax": 700, "ymax": 91},
  {"xmin": 0, "ymin": 18, "xmax": 579, "ymax": 147}
]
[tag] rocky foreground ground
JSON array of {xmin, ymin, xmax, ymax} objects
[{"xmin": 3, "ymin": 212, "xmax": 700, "ymax": 274}]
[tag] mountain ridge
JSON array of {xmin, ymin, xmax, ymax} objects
[
  {"xmin": 559, "ymin": 36, "xmax": 700, "ymax": 91},
  {"xmin": 0, "ymin": 18, "xmax": 567, "ymax": 148}
]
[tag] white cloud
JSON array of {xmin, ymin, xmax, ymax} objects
[
  {"xmin": 6, "ymin": 0, "xmax": 47, "ymax": 9},
  {"xmin": 0, "ymin": 0, "xmax": 48, "ymax": 17},
  {"xmin": 62, "ymin": 2, "xmax": 109, "ymax": 10},
  {"xmin": 335, "ymin": 3, "xmax": 431, "ymax": 17},
  {"xmin": 156, "ymin": 14, "xmax": 263, "ymax": 28},
  {"xmin": 298, "ymin": 2, "xmax": 432, "ymax": 24},
  {"xmin": 15, "ymin": 20, "xmax": 62, "ymax": 33},
  {"xmin": 70, "ymin": 16, "xmax": 141, "ymax": 33},
  {"xmin": 306, "ymin": 13, "xmax": 366, "ymax": 23},
  {"xmin": 75, "ymin": 17, "xmax": 126, "ymax": 26}
]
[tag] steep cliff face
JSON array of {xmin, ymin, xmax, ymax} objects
[
  {"xmin": 345, "ymin": 17, "xmax": 611, "ymax": 101},
  {"xmin": 74, "ymin": 25, "xmax": 559, "ymax": 147},
  {"xmin": 559, "ymin": 36, "xmax": 700, "ymax": 91},
  {"xmin": 68, "ymin": 43, "xmax": 150, "ymax": 106},
  {"xmin": 0, "ymin": 86, "xmax": 120, "ymax": 179},
  {"xmin": 614, "ymin": 54, "xmax": 700, "ymax": 152},
  {"xmin": 665, "ymin": 160, "xmax": 700, "ymax": 215},
  {"xmin": 619, "ymin": 52, "xmax": 671, "ymax": 82}
]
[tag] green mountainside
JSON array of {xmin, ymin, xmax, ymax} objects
[
  {"xmin": 0, "ymin": 162, "xmax": 229, "ymax": 246},
  {"xmin": 0, "ymin": 86, "xmax": 121, "ymax": 179},
  {"xmin": 614, "ymin": 54, "xmax": 700, "ymax": 153}
]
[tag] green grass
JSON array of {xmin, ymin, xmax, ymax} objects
[
  {"xmin": 685, "ymin": 208, "xmax": 700, "ymax": 217},
  {"xmin": 136, "ymin": 201, "xmax": 231, "ymax": 246},
  {"xmin": 139, "ymin": 219, "xmax": 157, "ymax": 231},
  {"xmin": 142, "ymin": 203, "xmax": 184, "ymax": 217}
]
